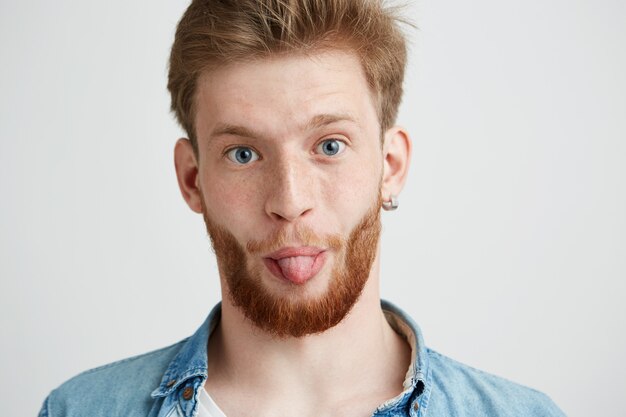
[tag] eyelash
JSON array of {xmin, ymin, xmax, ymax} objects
[
  {"xmin": 223, "ymin": 137, "xmax": 349, "ymax": 165},
  {"xmin": 314, "ymin": 138, "xmax": 347, "ymax": 157},
  {"xmin": 223, "ymin": 146, "xmax": 261, "ymax": 165}
]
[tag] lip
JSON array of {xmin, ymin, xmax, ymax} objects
[
  {"xmin": 262, "ymin": 247, "xmax": 327, "ymax": 284},
  {"xmin": 265, "ymin": 246, "xmax": 324, "ymax": 260}
]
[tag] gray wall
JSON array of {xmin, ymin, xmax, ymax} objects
[{"xmin": 1, "ymin": 1, "xmax": 624, "ymax": 416}]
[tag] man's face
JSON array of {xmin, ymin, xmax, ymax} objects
[{"xmin": 192, "ymin": 50, "xmax": 385, "ymax": 337}]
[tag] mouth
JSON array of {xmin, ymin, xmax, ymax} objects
[{"xmin": 263, "ymin": 246, "xmax": 328, "ymax": 285}]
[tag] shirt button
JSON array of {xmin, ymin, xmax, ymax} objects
[
  {"xmin": 166, "ymin": 380, "xmax": 176, "ymax": 388},
  {"xmin": 413, "ymin": 402, "xmax": 419, "ymax": 411},
  {"xmin": 182, "ymin": 386, "xmax": 194, "ymax": 400}
]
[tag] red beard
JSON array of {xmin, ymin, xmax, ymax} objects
[{"xmin": 201, "ymin": 194, "xmax": 381, "ymax": 338}]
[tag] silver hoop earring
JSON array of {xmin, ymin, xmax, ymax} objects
[{"xmin": 382, "ymin": 195, "xmax": 399, "ymax": 211}]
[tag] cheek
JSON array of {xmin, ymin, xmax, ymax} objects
[
  {"xmin": 202, "ymin": 174, "xmax": 261, "ymax": 228},
  {"xmin": 320, "ymin": 156, "xmax": 382, "ymax": 218}
]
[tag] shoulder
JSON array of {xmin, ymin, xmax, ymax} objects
[
  {"xmin": 425, "ymin": 348, "xmax": 566, "ymax": 417},
  {"xmin": 39, "ymin": 339, "xmax": 187, "ymax": 417}
]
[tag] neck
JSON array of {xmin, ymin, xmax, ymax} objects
[{"xmin": 205, "ymin": 253, "xmax": 412, "ymax": 415}]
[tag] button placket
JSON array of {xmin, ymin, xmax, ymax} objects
[
  {"xmin": 182, "ymin": 386, "xmax": 194, "ymax": 401},
  {"xmin": 177, "ymin": 378, "xmax": 205, "ymax": 417}
]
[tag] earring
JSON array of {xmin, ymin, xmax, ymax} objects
[{"xmin": 382, "ymin": 195, "xmax": 399, "ymax": 211}]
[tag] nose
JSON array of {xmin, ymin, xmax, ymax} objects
[{"xmin": 264, "ymin": 157, "xmax": 314, "ymax": 223}]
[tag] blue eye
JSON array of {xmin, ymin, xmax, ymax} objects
[
  {"xmin": 316, "ymin": 139, "xmax": 346, "ymax": 156},
  {"xmin": 226, "ymin": 147, "xmax": 259, "ymax": 164}
]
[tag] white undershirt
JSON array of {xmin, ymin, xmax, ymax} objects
[{"xmin": 197, "ymin": 387, "xmax": 228, "ymax": 417}]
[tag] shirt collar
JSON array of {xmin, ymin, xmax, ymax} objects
[
  {"xmin": 151, "ymin": 299, "xmax": 428, "ymax": 404},
  {"xmin": 151, "ymin": 303, "xmax": 221, "ymax": 398},
  {"xmin": 377, "ymin": 300, "xmax": 428, "ymax": 412}
]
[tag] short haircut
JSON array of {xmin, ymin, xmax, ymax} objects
[{"xmin": 168, "ymin": 0, "xmax": 409, "ymax": 156}]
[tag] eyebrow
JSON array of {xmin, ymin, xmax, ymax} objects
[
  {"xmin": 305, "ymin": 113, "xmax": 357, "ymax": 131},
  {"xmin": 209, "ymin": 112, "xmax": 358, "ymax": 140}
]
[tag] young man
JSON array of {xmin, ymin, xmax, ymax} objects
[{"xmin": 39, "ymin": 1, "xmax": 565, "ymax": 416}]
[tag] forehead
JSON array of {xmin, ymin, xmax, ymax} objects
[{"xmin": 193, "ymin": 50, "xmax": 380, "ymax": 140}]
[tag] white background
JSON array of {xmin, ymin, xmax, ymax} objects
[{"xmin": 1, "ymin": 1, "xmax": 624, "ymax": 416}]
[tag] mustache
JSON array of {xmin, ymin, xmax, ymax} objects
[{"xmin": 246, "ymin": 225, "xmax": 345, "ymax": 255}]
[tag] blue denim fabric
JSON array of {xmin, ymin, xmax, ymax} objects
[{"xmin": 38, "ymin": 300, "xmax": 566, "ymax": 416}]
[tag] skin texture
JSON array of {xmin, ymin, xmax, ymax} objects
[{"xmin": 174, "ymin": 49, "xmax": 412, "ymax": 417}]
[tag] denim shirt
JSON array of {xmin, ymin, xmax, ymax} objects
[{"xmin": 38, "ymin": 300, "xmax": 566, "ymax": 417}]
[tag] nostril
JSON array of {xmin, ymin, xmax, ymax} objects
[
  {"xmin": 268, "ymin": 206, "xmax": 312, "ymax": 223},
  {"xmin": 264, "ymin": 179, "xmax": 313, "ymax": 222}
]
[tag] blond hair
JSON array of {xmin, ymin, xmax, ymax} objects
[{"xmin": 168, "ymin": 0, "xmax": 409, "ymax": 156}]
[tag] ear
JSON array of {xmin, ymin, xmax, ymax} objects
[
  {"xmin": 174, "ymin": 138, "xmax": 203, "ymax": 214},
  {"xmin": 381, "ymin": 126, "xmax": 412, "ymax": 200}
]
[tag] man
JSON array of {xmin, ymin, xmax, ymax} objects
[{"xmin": 38, "ymin": 1, "xmax": 565, "ymax": 416}]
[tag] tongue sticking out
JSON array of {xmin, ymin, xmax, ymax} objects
[{"xmin": 276, "ymin": 256, "xmax": 317, "ymax": 284}]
